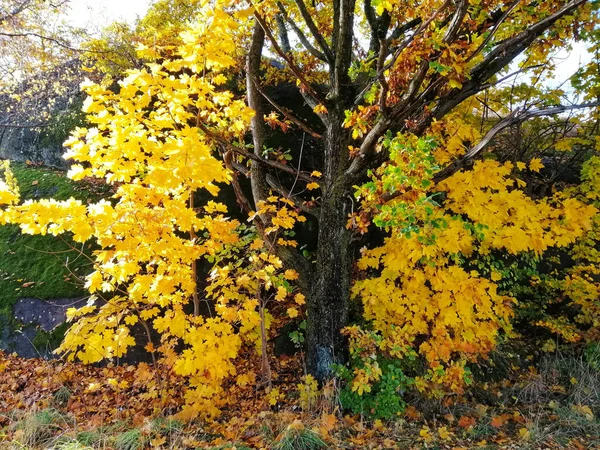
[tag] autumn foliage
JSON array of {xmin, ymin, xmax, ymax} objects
[{"xmin": 0, "ymin": 0, "xmax": 599, "ymax": 430}]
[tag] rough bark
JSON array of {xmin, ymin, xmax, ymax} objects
[
  {"xmin": 306, "ymin": 190, "xmax": 353, "ymax": 381},
  {"xmin": 246, "ymin": 22, "xmax": 269, "ymax": 206},
  {"xmin": 306, "ymin": 0, "xmax": 357, "ymax": 382},
  {"xmin": 306, "ymin": 111, "xmax": 354, "ymax": 382}
]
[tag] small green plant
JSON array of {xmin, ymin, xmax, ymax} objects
[
  {"xmin": 34, "ymin": 323, "xmax": 71, "ymax": 354},
  {"xmin": 52, "ymin": 384, "xmax": 72, "ymax": 408},
  {"xmin": 289, "ymin": 320, "xmax": 306, "ymax": 348},
  {"xmin": 76, "ymin": 430, "xmax": 101, "ymax": 447},
  {"xmin": 50, "ymin": 439, "xmax": 94, "ymax": 450},
  {"xmin": 114, "ymin": 428, "xmax": 144, "ymax": 450},
  {"xmin": 585, "ymin": 343, "xmax": 600, "ymax": 371},
  {"xmin": 17, "ymin": 408, "xmax": 71, "ymax": 448},
  {"xmin": 272, "ymin": 423, "xmax": 327, "ymax": 450},
  {"xmin": 149, "ymin": 417, "xmax": 184, "ymax": 435},
  {"xmin": 470, "ymin": 422, "xmax": 497, "ymax": 439},
  {"xmin": 335, "ymin": 358, "xmax": 412, "ymax": 420}
]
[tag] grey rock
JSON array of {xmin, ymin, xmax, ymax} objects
[{"xmin": 13, "ymin": 297, "xmax": 87, "ymax": 331}]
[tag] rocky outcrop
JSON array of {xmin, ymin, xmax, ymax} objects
[
  {"xmin": 0, "ymin": 127, "xmax": 68, "ymax": 169},
  {"xmin": 0, "ymin": 297, "xmax": 86, "ymax": 359},
  {"xmin": 0, "ymin": 59, "xmax": 86, "ymax": 168}
]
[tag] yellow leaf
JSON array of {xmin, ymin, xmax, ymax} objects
[
  {"xmin": 438, "ymin": 426, "xmax": 451, "ymax": 440},
  {"xmin": 276, "ymin": 286, "xmax": 288, "ymax": 301},
  {"xmin": 268, "ymin": 388, "xmax": 282, "ymax": 405},
  {"xmin": 313, "ymin": 104, "xmax": 328, "ymax": 114},
  {"xmin": 86, "ymin": 382, "xmax": 101, "ymax": 392},
  {"xmin": 284, "ymin": 269, "xmax": 299, "ymax": 280},
  {"xmin": 288, "ymin": 419, "xmax": 305, "ymax": 431},
  {"xmin": 287, "ymin": 307, "xmax": 299, "ymax": 318},
  {"xmin": 250, "ymin": 238, "xmax": 264, "ymax": 250},
  {"xmin": 519, "ymin": 427, "xmax": 530, "ymax": 440},
  {"xmin": 124, "ymin": 315, "xmax": 138, "ymax": 325},
  {"xmin": 449, "ymin": 79, "xmax": 463, "ymax": 89},
  {"xmin": 529, "ymin": 158, "xmax": 544, "ymax": 173},
  {"xmin": 150, "ymin": 436, "xmax": 167, "ymax": 447},
  {"xmin": 307, "ymin": 182, "xmax": 320, "ymax": 190},
  {"xmin": 235, "ymin": 6, "xmax": 255, "ymax": 20},
  {"xmin": 419, "ymin": 426, "xmax": 433, "ymax": 442},
  {"xmin": 294, "ymin": 293, "xmax": 306, "ymax": 305}
]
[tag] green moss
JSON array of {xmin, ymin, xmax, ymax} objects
[
  {"xmin": 0, "ymin": 163, "xmax": 109, "ymax": 325},
  {"xmin": 0, "ymin": 223, "xmax": 92, "ymax": 312},
  {"xmin": 9, "ymin": 162, "xmax": 94, "ymax": 202},
  {"xmin": 32, "ymin": 322, "xmax": 70, "ymax": 351}
]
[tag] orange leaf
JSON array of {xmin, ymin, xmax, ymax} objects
[
  {"xmin": 490, "ymin": 415, "xmax": 505, "ymax": 428},
  {"xmin": 458, "ymin": 415, "xmax": 476, "ymax": 428}
]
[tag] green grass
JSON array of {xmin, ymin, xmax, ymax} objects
[
  {"xmin": 114, "ymin": 428, "xmax": 144, "ymax": 450},
  {"xmin": 272, "ymin": 426, "xmax": 327, "ymax": 450},
  {"xmin": 15, "ymin": 408, "xmax": 73, "ymax": 448},
  {"xmin": 0, "ymin": 162, "xmax": 110, "ymax": 348}
]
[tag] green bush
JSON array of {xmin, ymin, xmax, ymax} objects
[{"xmin": 335, "ymin": 358, "xmax": 412, "ymax": 420}]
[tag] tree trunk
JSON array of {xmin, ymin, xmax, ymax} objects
[{"xmin": 306, "ymin": 116, "xmax": 353, "ymax": 382}]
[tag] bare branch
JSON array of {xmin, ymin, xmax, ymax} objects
[
  {"xmin": 443, "ymin": 0, "xmax": 469, "ymax": 44},
  {"xmin": 0, "ymin": 31, "xmax": 77, "ymax": 52},
  {"xmin": 434, "ymin": 101, "xmax": 600, "ymax": 181},
  {"xmin": 249, "ymin": 2, "xmax": 325, "ymax": 105},
  {"xmin": 251, "ymin": 76, "xmax": 324, "ymax": 139},
  {"xmin": 278, "ymin": 5, "xmax": 328, "ymax": 61},
  {"xmin": 197, "ymin": 122, "xmax": 317, "ymax": 184},
  {"xmin": 431, "ymin": 0, "xmax": 588, "ymax": 123},
  {"xmin": 292, "ymin": 0, "xmax": 333, "ymax": 62},
  {"xmin": 0, "ymin": 0, "xmax": 33, "ymax": 24},
  {"xmin": 384, "ymin": 0, "xmax": 451, "ymax": 73},
  {"xmin": 266, "ymin": 174, "xmax": 319, "ymax": 217},
  {"xmin": 275, "ymin": 12, "xmax": 292, "ymax": 53},
  {"xmin": 466, "ymin": 0, "xmax": 521, "ymax": 62}
]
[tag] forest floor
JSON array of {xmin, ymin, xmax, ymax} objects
[{"xmin": 0, "ymin": 348, "xmax": 599, "ymax": 450}]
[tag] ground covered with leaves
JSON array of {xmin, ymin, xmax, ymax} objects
[{"xmin": 1, "ymin": 347, "xmax": 599, "ymax": 450}]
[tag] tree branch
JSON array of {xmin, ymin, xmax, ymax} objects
[
  {"xmin": 249, "ymin": 2, "xmax": 325, "ymax": 105},
  {"xmin": 251, "ymin": 76, "xmax": 323, "ymax": 139},
  {"xmin": 277, "ymin": 3, "xmax": 327, "ymax": 61},
  {"xmin": 434, "ymin": 101, "xmax": 600, "ymax": 181},
  {"xmin": 331, "ymin": 0, "xmax": 356, "ymax": 104},
  {"xmin": 197, "ymin": 122, "xmax": 317, "ymax": 184},
  {"xmin": 265, "ymin": 174, "xmax": 320, "ymax": 217},
  {"xmin": 443, "ymin": 0, "xmax": 469, "ymax": 44},
  {"xmin": 466, "ymin": 0, "xmax": 521, "ymax": 62},
  {"xmin": 292, "ymin": 0, "xmax": 333, "ymax": 62},
  {"xmin": 433, "ymin": 0, "xmax": 588, "ymax": 120}
]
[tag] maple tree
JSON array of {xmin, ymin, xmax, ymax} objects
[{"xmin": 0, "ymin": 0, "xmax": 599, "ymax": 418}]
